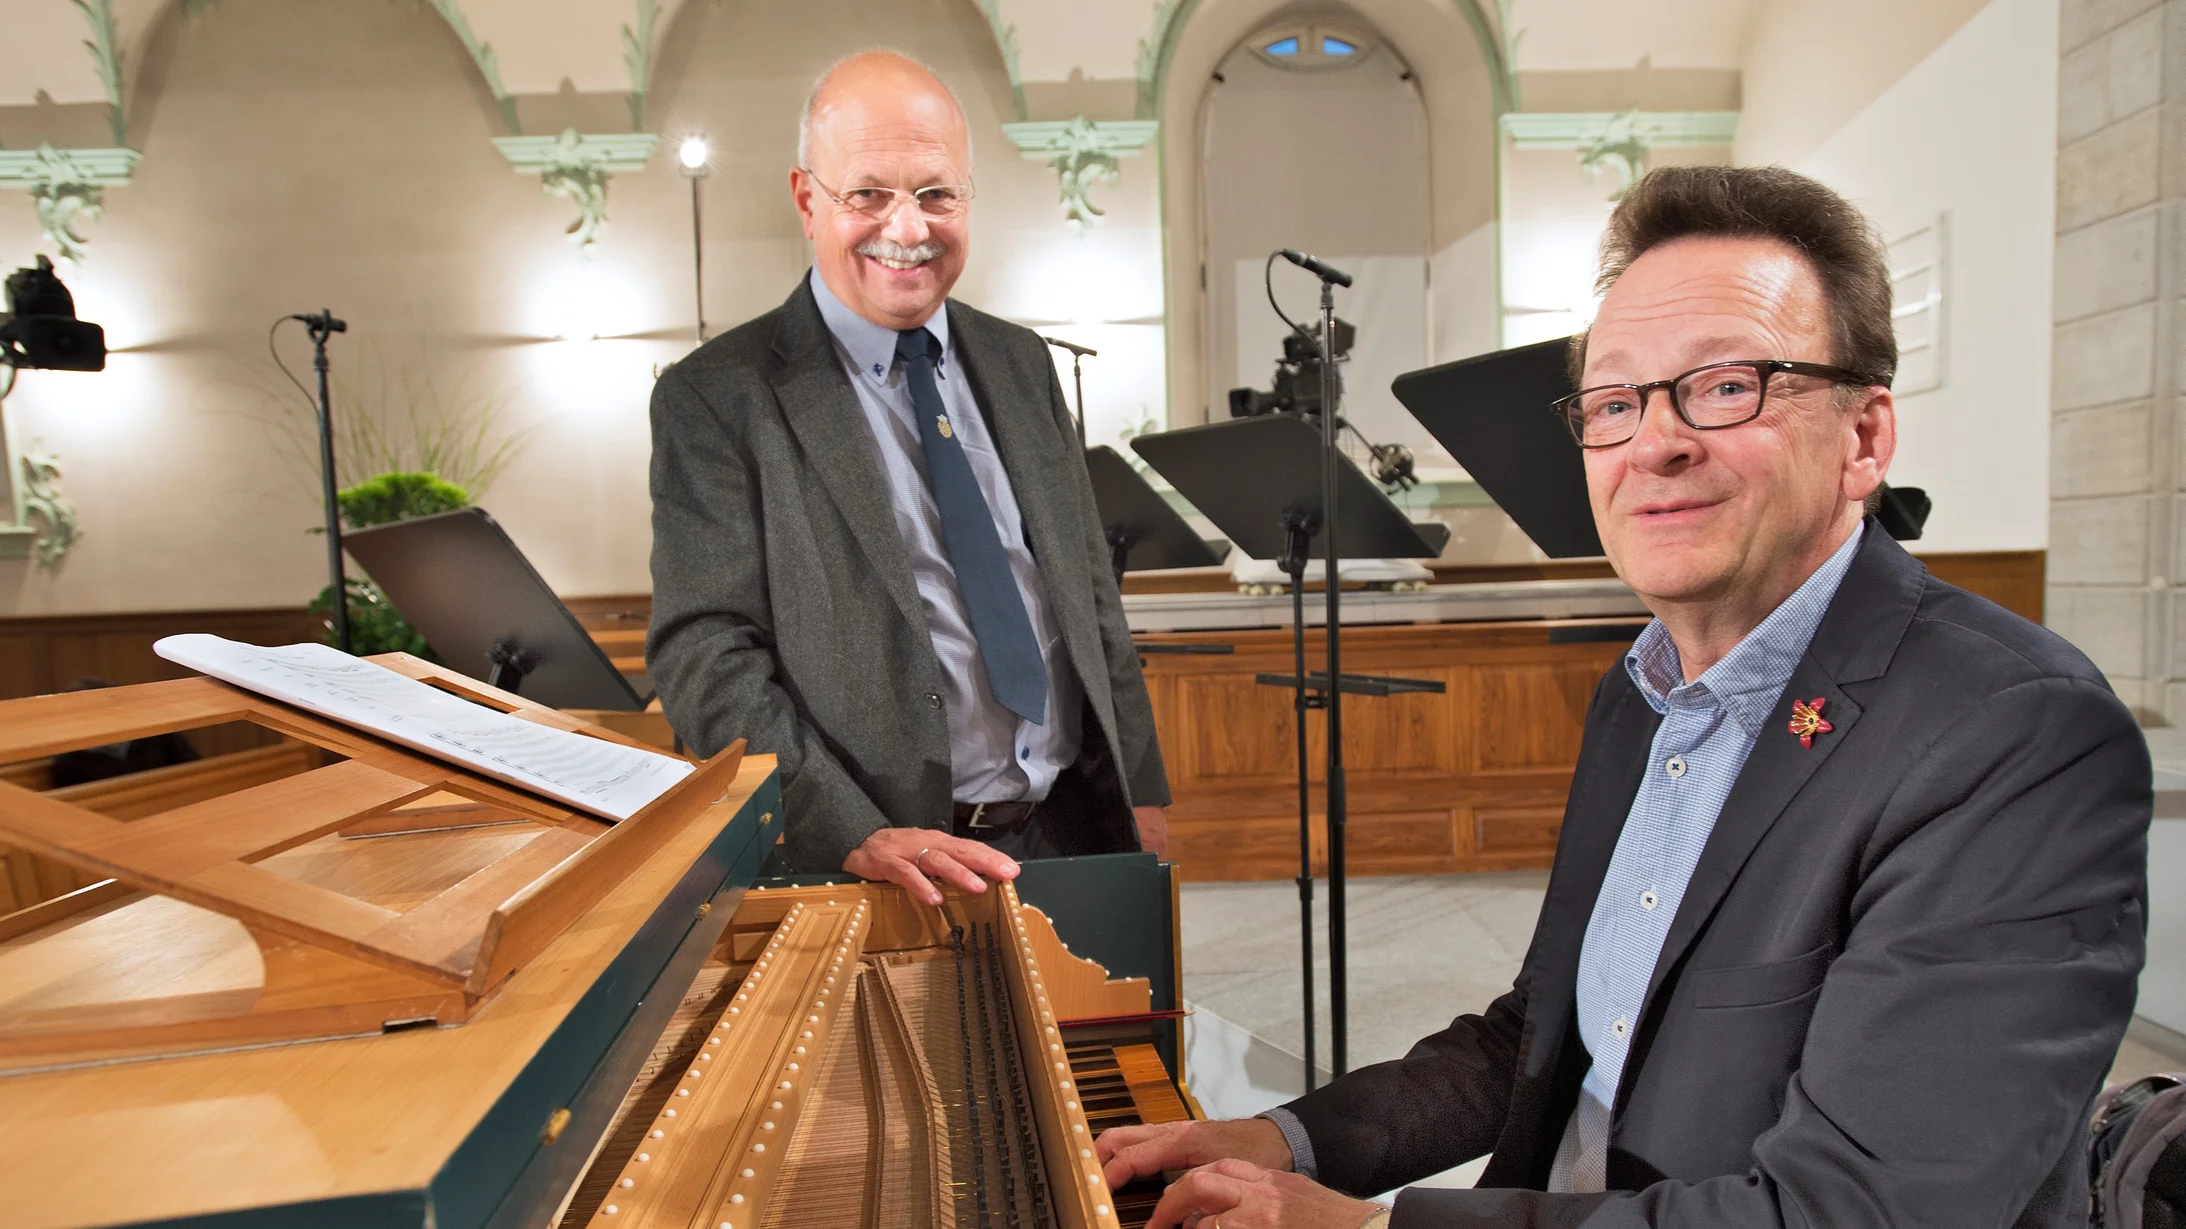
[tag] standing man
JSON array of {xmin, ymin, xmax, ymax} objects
[
  {"xmin": 1099, "ymin": 166, "xmax": 2151, "ymax": 1227},
  {"xmin": 648, "ymin": 51, "xmax": 1170, "ymax": 903}
]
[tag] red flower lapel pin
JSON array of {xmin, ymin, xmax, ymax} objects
[{"xmin": 1787, "ymin": 697, "xmax": 1833, "ymax": 749}]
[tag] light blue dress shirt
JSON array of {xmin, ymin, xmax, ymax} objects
[
  {"xmin": 1263, "ymin": 524, "xmax": 1864, "ymax": 1191},
  {"xmin": 808, "ymin": 268, "xmax": 1083, "ymax": 804},
  {"xmin": 1547, "ymin": 523, "xmax": 1863, "ymax": 1191}
]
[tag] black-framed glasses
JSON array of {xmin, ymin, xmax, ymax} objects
[
  {"xmin": 1552, "ymin": 359, "xmax": 1879, "ymax": 449},
  {"xmin": 800, "ymin": 168, "xmax": 976, "ymax": 219}
]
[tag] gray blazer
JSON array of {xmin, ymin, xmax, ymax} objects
[
  {"xmin": 1280, "ymin": 525, "xmax": 2150, "ymax": 1228},
  {"xmin": 646, "ymin": 279, "xmax": 1170, "ymax": 871}
]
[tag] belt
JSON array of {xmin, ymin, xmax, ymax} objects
[{"xmin": 953, "ymin": 800, "xmax": 1037, "ymax": 835}]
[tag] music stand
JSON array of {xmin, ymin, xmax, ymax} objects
[
  {"xmin": 341, "ymin": 507, "xmax": 649, "ymax": 712},
  {"xmin": 1084, "ymin": 445, "xmax": 1228, "ymax": 586},
  {"xmin": 1133, "ymin": 412, "xmax": 1448, "ymax": 1085},
  {"xmin": 1392, "ymin": 337, "xmax": 1602, "ymax": 558}
]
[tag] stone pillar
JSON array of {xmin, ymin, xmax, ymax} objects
[{"xmin": 2049, "ymin": 0, "xmax": 2177, "ymax": 721}]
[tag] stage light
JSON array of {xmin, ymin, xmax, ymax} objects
[
  {"xmin": 0, "ymin": 256, "xmax": 105, "ymax": 372},
  {"xmin": 679, "ymin": 134, "xmax": 711, "ymax": 343}
]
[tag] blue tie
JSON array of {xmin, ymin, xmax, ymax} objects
[{"xmin": 895, "ymin": 327, "xmax": 1048, "ymax": 725}]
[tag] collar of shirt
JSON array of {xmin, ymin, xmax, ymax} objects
[
  {"xmin": 808, "ymin": 266, "xmax": 950, "ymax": 388},
  {"xmin": 1623, "ymin": 522, "xmax": 1866, "ymax": 737}
]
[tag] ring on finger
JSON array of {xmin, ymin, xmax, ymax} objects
[{"xmin": 913, "ymin": 847, "xmax": 932, "ymax": 866}]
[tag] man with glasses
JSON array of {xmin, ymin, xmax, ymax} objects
[
  {"xmin": 647, "ymin": 50, "xmax": 1170, "ymax": 903},
  {"xmin": 1099, "ymin": 166, "xmax": 2150, "ymax": 1228}
]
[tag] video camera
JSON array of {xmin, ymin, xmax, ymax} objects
[
  {"xmin": 1229, "ymin": 317, "xmax": 1355, "ymax": 419},
  {"xmin": 0, "ymin": 256, "xmax": 106, "ymax": 373}
]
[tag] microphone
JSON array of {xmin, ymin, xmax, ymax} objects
[
  {"xmin": 1277, "ymin": 249, "xmax": 1353, "ymax": 287},
  {"xmin": 1042, "ymin": 336, "xmax": 1098, "ymax": 358},
  {"xmin": 290, "ymin": 310, "xmax": 347, "ymax": 334}
]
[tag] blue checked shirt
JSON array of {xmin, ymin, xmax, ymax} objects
[
  {"xmin": 1262, "ymin": 525, "xmax": 1862, "ymax": 1192},
  {"xmin": 1546, "ymin": 523, "xmax": 1862, "ymax": 1191}
]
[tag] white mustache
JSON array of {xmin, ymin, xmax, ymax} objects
[{"xmin": 858, "ymin": 238, "xmax": 945, "ymax": 266}]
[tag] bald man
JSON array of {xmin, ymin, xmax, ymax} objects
[{"xmin": 647, "ymin": 51, "xmax": 1171, "ymax": 902}]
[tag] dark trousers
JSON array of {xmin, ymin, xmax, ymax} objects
[{"xmin": 960, "ymin": 707, "xmax": 1138, "ymax": 860}]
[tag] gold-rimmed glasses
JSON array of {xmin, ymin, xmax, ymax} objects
[{"xmin": 800, "ymin": 168, "xmax": 976, "ymax": 220}]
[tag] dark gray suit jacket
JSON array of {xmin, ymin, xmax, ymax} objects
[
  {"xmin": 646, "ymin": 279, "xmax": 1170, "ymax": 871},
  {"xmin": 1283, "ymin": 525, "xmax": 2150, "ymax": 1227}
]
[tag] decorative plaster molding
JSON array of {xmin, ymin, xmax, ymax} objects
[
  {"xmin": 1501, "ymin": 110, "xmax": 1740, "ymax": 197},
  {"xmin": 0, "ymin": 379, "xmax": 76, "ymax": 568},
  {"xmin": 423, "ymin": 0, "xmax": 521, "ymax": 133},
  {"xmin": 73, "ymin": 0, "xmax": 127, "ymax": 147},
  {"xmin": 1004, "ymin": 118, "xmax": 1157, "ymax": 225},
  {"xmin": 19, "ymin": 447, "xmax": 78, "ymax": 571},
  {"xmin": 492, "ymin": 130, "xmax": 657, "ymax": 253},
  {"xmin": 977, "ymin": 0, "xmax": 1027, "ymax": 119},
  {"xmin": 622, "ymin": 0, "xmax": 659, "ymax": 129},
  {"xmin": 0, "ymin": 145, "xmax": 140, "ymax": 263},
  {"xmin": 1135, "ymin": 0, "xmax": 1186, "ymax": 119},
  {"xmin": 1499, "ymin": 110, "xmax": 1741, "ymax": 148},
  {"xmin": 1475, "ymin": 0, "xmax": 1518, "ymax": 115}
]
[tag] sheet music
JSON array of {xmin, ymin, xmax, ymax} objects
[{"xmin": 153, "ymin": 634, "xmax": 692, "ymax": 822}]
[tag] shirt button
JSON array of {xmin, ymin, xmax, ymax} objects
[
  {"xmin": 924, "ymin": 692, "xmax": 943, "ymax": 709},
  {"xmin": 1640, "ymin": 890, "xmax": 1659, "ymax": 911},
  {"xmin": 1019, "ymin": 747, "xmax": 1030, "ymax": 761},
  {"xmin": 1665, "ymin": 755, "xmax": 1686, "ymax": 778},
  {"xmin": 1610, "ymin": 1017, "xmax": 1629, "ymax": 1039}
]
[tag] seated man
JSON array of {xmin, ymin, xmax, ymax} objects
[
  {"xmin": 646, "ymin": 51, "xmax": 1170, "ymax": 905},
  {"xmin": 1099, "ymin": 166, "xmax": 2151, "ymax": 1228}
]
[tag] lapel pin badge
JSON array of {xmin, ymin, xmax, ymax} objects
[
  {"xmin": 937, "ymin": 414, "xmax": 954, "ymax": 440},
  {"xmin": 1787, "ymin": 697, "xmax": 1833, "ymax": 749}
]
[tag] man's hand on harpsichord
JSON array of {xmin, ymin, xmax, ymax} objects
[
  {"xmin": 1099, "ymin": 1120, "xmax": 1381, "ymax": 1228},
  {"xmin": 1097, "ymin": 1117, "xmax": 1293, "ymax": 1187},
  {"xmin": 841, "ymin": 827, "xmax": 1020, "ymax": 907}
]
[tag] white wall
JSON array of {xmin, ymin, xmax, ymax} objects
[
  {"xmin": 1737, "ymin": 0, "xmax": 1993, "ymax": 169},
  {"xmin": 1200, "ymin": 42, "xmax": 1431, "ymax": 423},
  {"xmin": 1786, "ymin": 0, "xmax": 2058, "ymax": 553},
  {"xmin": 1429, "ymin": 220, "xmax": 1499, "ymax": 364},
  {"xmin": 2147, "ymin": 817, "xmax": 2186, "ymax": 1034}
]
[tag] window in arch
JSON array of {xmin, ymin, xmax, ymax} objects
[{"xmin": 1249, "ymin": 21, "xmax": 1376, "ymax": 70}]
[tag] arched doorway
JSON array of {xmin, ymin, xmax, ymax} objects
[
  {"xmin": 1157, "ymin": 0, "xmax": 1501, "ymax": 434},
  {"xmin": 1200, "ymin": 14, "xmax": 1432, "ymax": 451}
]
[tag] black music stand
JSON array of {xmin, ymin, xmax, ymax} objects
[
  {"xmin": 1392, "ymin": 337, "xmax": 1602, "ymax": 558},
  {"xmin": 1133, "ymin": 413, "xmax": 1447, "ymax": 1086},
  {"xmin": 1085, "ymin": 445, "xmax": 1228, "ymax": 586},
  {"xmin": 341, "ymin": 507, "xmax": 650, "ymax": 712}
]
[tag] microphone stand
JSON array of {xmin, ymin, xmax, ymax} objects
[
  {"xmin": 1279, "ymin": 509, "xmax": 1321, "ymax": 1090},
  {"xmin": 1043, "ymin": 336, "xmax": 1096, "ymax": 450},
  {"xmin": 1312, "ymin": 274, "xmax": 1351, "ymax": 1077},
  {"xmin": 300, "ymin": 310, "xmax": 351, "ymax": 654}
]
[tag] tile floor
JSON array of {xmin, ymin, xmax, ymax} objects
[{"xmin": 1177, "ymin": 872, "xmax": 2186, "ymax": 1191}]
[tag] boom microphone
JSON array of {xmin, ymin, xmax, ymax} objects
[
  {"xmin": 289, "ymin": 310, "xmax": 347, "ymax": 334},
  {"xmin": 1277, "ymin": 249, "xmax": 1353, "ymax": 287}
]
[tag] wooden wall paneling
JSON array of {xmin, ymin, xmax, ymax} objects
[
  {"xmin": 1468, "ymin": 657, "xmax": 1601, "ymax": 773},
  {"xmin": 1137, "ymin": 622, "xmax": 1629, "ymax": 881},
  {"xmin": 0, "ymin": 607, "xmax": 320, "ymax": 701},
  {"xmin": 1917, "ymin": 550, "xmax": 2043, "ymax": 623}
]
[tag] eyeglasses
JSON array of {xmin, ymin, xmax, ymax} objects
[
  {"xmin": 1552, "ymin": 359, "xmax": 1880, "ymax": 449},
  {"xmin": 800, "ymin": 169, "xmax": 975, "ymax": 220}
]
